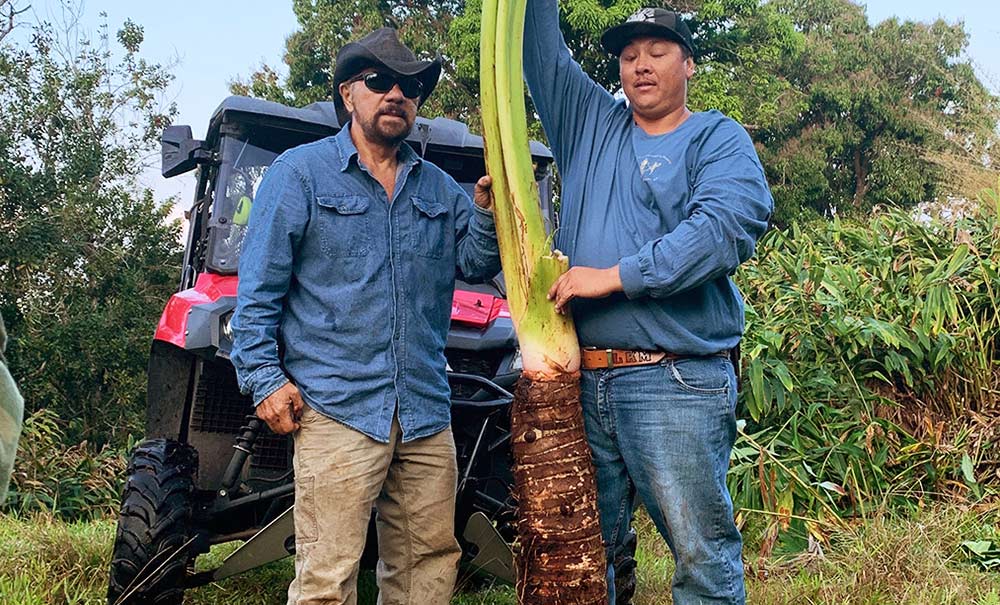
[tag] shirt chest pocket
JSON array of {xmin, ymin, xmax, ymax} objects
[
  {"xmin": 317, "ymin": 195, "xmax": 371, "ymax": 257},
  {"xmin": 410, "ymin": 196, "xmax": 450, "ymax": 259}
]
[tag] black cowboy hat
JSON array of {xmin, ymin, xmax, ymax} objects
[
  {"xmin": 601, "ymin": 7, "xmax": 695, "ymax": 57},
  {"xmin": 333, "ymin": 27, "xmax": 442, "ymax": 125}
]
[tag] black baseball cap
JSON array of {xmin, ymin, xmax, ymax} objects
[{"xmin": 601, "ymin": 7, "xmax": 695, "ymax": 57}]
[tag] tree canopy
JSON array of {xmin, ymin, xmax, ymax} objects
[
  {"xmin": 231, "ymin": 0, "xmax": 478, "ymax": 125},
  {"xmin": 237, "ymin": 0, "xmax": 999, "ymax": 222},
  {"xmin": 0, "ymin": 9, "xmax": 182, "ymax": 444},
  {"xmin": 759, "ymin": 0, "xmax": 999, "ymax": 222}
]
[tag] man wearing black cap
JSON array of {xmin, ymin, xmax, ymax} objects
[
  {"xmin": 231, "ymin": 27, "xmax": 500, "ymax": 605},
  {"xmin": 523, "ymin": 2, "xmax": 773, "ymax": 604}
]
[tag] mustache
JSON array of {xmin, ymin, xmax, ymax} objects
[{"xmin": 377, "ymin": 105, "xmax": 407, "ymax": 118}]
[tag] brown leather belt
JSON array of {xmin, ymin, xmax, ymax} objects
[{"xmin": 581, "ymin": 347, "xmax": 729, "ymax": 370}]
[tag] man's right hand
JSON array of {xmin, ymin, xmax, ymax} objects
[
  {"xmin": 472, "ymin": 175, "xmax": 494, "ymax": 210},
  {"xmin": 256, "ymin": 382, "xmax": 304, "ymax": 434}
]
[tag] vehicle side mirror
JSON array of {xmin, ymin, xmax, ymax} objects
[{"xmin": 161, "ymin": 125, "xmax": 211, "ymax": 178}]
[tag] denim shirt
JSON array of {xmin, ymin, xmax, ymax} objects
[{"xmin": 231, "ymin": 127, "xmax": 501, "ymax": 442}]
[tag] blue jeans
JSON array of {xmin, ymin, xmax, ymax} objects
[{"xmin": 581, "ymin": 355, "xmax": 745, "ymax": 605}]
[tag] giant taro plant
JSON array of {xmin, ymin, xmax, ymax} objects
[{"xmin": 479, "ymin": 0, "xmax": 607, "ymax": 602}]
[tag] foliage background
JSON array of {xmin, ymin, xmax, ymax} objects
[
  {"xmin": 0, "ymin": 0, "xmax": 998, "ymax": 568},
  {"xmin": 235, "ymin": 0, "xmax": 1000, "ymax": 223},
  {"xmin": 0, "ymin": 7, "xmax": 182, "ymax": 446}
]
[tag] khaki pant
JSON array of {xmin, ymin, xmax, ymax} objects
[{"xmin": 287, "ymin": 406, "xmax": 461, "ymax": 605}]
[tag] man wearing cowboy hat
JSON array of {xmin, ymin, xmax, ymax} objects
[
  {"xmin": 522, "ymin": 2, "xmax": 773, "ymax": 604},
  {"xmin": 231, "ymin": 27, "xmax": 501, "ymax": 605}
]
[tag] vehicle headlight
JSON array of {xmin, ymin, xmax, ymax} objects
[
  {"xmin": 221, "ymin": 311, "xmax": 234, "ymax": 341},
  {"xmin": 509, "ymin": 350, "xmax": 522, "ymax": 372}
]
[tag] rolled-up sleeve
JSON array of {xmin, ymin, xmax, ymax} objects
[{"xmin": 619, "ymin": 152, "xmax": 773, "ymax": 299}]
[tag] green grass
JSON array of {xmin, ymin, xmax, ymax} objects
[
  {"xmin": 630, "ymin": 505, "xmax": 1000, "ymax": 605},
  {"xmin": 3, "ymin": 506, "xmax": 1000, "ymax": 605}
]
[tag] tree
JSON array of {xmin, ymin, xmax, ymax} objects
[
  {"xmin": 231, "ymin": 0, "xmax": 482, "ymax": 125},
  {"xmin": 452, "ymin": 0, "xmax": 802, "ymax": 140},
  {"xmin": 242, "ymin": 0, "xmax": 998, "ymax": 221},
  {"xmin": 236, "ymin": 0, "xmax": 798, "ymax": 141},
  {"xmin": 759, "ymin": 0, "xmax": 1000, "ymax": 222},
  {"xmin": 0, "ymin": 8, "xmax": 181, "ymax": 445},
  {"xmin": 0, "ymin": 1, "xmax": 29, "ymax": 42}
]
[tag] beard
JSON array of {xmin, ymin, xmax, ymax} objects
[{"xmin": 355, "ymin": 104, "xmax": 414, "ymax": 147}]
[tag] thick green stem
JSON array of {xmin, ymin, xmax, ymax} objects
[
  {"xmin": 482, "ymin": 0, "xmax": 579, "ymax": 376},
  {"xmin": 479, "ymin": 0, "xmax": 511, "ymax": 252}
]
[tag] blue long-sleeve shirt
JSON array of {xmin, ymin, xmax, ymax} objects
[
  {"xmin": 231, "ymin": 127, "xmax": 501, "ymax": 442},
  {"xmin": 523, "ymin": 0, "xmax": 773, "ymax": 355}
]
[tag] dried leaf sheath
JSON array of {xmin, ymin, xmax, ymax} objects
[{"xmin": 511, "ymin": 373, "xmax": 607, "ymax": 605}]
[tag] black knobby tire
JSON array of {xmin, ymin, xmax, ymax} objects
[
  {"xmin": 613, "ymin": 526, "xmax": 638, "ymax": 605},
  {"xmin": 107, "ymin": 439, "xmax": 198, "ymax": 605}
]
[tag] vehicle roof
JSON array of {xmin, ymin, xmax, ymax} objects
[{"xmin": 209, "ymin": 95, "xmax": 553, "ymax": 159}]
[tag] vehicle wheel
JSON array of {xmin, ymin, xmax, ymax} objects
[
  {"xmin": 107, "ymin": 439, "xmax": 198, "ymax": 605},
  {"xmin": 613, "ymin": 526, "xmax": 638, "ymax": 605}
]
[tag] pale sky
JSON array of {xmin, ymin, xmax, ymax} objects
[{"xmin": 10, "ymin": 0, "xmax": 1000, "ymax": 209}]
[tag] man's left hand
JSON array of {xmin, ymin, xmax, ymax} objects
[
  {"xmin": 548, "ymin": 266, "xmax": 623, "ymax": 314},
  {"xmin": 473, "ymin": 175, "xmax": 493, "ymax": 210}
]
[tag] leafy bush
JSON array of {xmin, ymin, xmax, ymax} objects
[
  {"xmin": 0, "ymin": 7, "xmax": 182, "ymax": 447},
  {"xmin": 3, "ymin": 409, "xmax": 128, "ymax": 520},
  {"xmin": 731, "ymin": 180, "xmax": 1000, "ymax": 548}
]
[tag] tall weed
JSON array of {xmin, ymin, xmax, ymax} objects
[
  {"xmin": 733, "ymin": 181, "xmax": 1000, "ymax": 547},
  {"xmin": 4, "ymin": 409, "xmax": 128, "ymax": 520}
]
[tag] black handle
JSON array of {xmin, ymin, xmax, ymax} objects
[{"xmin": 219, "ymin": 416, "xmax": 263, "ymax": 494}]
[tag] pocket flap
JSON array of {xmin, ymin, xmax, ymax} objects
[
  {"xmin": 317, "ymin": 195, "xmax": 370, "ymax": 215},
  {"xmin": 411, "ymin": 196, "xmax": 448, "ymax": 218}
]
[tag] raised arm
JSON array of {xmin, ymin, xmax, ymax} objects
[{"xmin": 522, "ymin": 0, "xmax": 619, "ymax": 168}]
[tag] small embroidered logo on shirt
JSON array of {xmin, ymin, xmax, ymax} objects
[{"xmin": 639, "ymin": 155, "xmax": 671, "ymax": 179}]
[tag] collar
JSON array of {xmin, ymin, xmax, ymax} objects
[{"xmin": 334, "ymin": 122, "xmax": 422, "ymax": 173}]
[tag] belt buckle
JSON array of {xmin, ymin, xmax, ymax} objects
[{"xmin": 582, "ymin": 346, "xmax": 617, "ymax": 369}]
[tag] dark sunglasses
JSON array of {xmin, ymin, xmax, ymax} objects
[{"xmin": 349, "ymin": 71, "xmax": 424, "ymax": 99}]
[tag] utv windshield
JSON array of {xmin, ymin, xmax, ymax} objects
[
  {"xmin": 206, "ymin": 135, "xmax": 279, "ymax": 273},
  {"xmin": 205, "ymin": 128, "xmax": 555, "ymax": 274}
]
